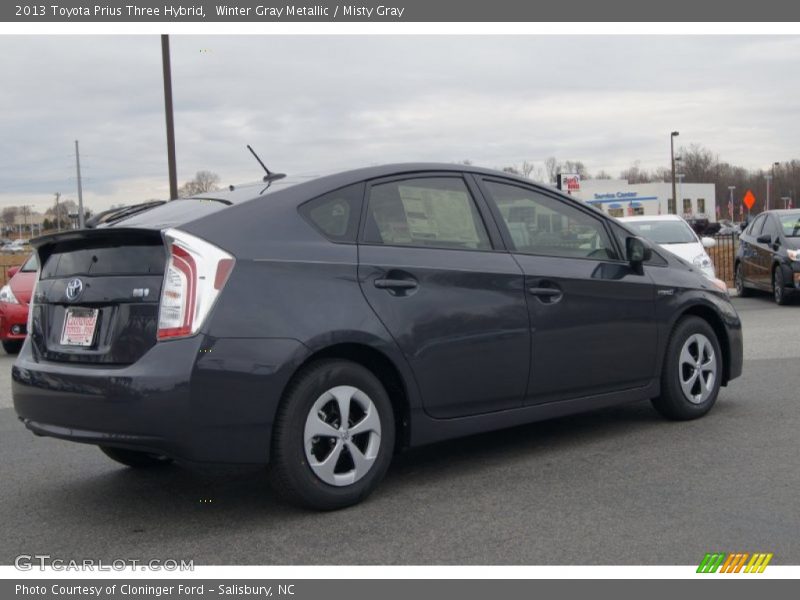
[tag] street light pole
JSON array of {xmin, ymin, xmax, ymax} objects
[
  {"xmin": 670, "ymin": 131, "xmax": 679, "ymax": 214},
  {"xmin": 74, "ymin": 140, "xmax": 85, "ymax": 228},
  {"xmin": 765, "ymin": 173, "xmax": 772, "ymax": 212}
]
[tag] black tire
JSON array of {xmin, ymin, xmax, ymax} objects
[
  {"xmin": 2, "ymin": 339, "xmax": 23, "ymax": 354},
  {"xmin": 651, "ymin": 316, "xmax": 723, "ymax": 421},
  {"xmin": 270, "ymin": 359, "xmax": 395, "ymax": 511},
  {"xmin": 773, "ymin": 266, "xmax": 790, "ymax": 306},
  {"xmin": 734, "ymin": 262, "xmax": 751, "ymax": 297},
  {"xmin": 100, "ymin": 446, "xmax": 173, "ymax": 468}
]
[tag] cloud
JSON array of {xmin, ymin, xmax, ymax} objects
[{"xmin": 1, "ymin": 35, "xmax": 799, "ymax": 213}]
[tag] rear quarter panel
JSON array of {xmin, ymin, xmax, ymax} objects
[{"xmin": 180, "ymin": 191, "xmax": 423, "ymax": 412}]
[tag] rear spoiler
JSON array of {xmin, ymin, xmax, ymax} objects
[
  {"xmin": 31, "ymin": 228, "xmax": 166, "ymax": 270},
  {"xmin": 31, "ymin": 227, "xmax": 164, "ymax": 250}
]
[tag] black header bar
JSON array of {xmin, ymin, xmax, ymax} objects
[{"xmin": 4, "ymin": 0, "xmax": 800, "ymax": 22}]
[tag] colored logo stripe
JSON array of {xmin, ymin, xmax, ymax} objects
[{"xmin": 697, "ymin": 552, "xmax": 773, "ymax": 573}]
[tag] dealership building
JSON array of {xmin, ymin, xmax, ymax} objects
[{"xmin": 569, "ymin": 178, "xmax": 717, "ymax": 220}]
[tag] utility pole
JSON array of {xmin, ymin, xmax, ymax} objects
[
  {"xmin": 75, "ymin": 140, "xmax": 85, "ymax": 228},
  {"xmin": 54, "ymin": 192, "xmax": 61, "ymax": 232},
  {"xmin": 161, "ymin": 34, "xmax": 178, "ymax": 200}
]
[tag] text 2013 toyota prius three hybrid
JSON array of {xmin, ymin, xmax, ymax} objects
[{"xmin": 13, "ymin": 163, "xmax": 743, "ymax": 510}]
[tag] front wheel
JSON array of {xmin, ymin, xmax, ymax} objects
[
  {"xmin": 651, "ymin": 316, "xmax": 723, "ymax": 421},
  {"xmin": 734, "ymin": 263, "xmax": 751, "ymax": 297},
  {"xmin": 100, "ymin": 446, "xmax": 173, "ymax": 468},
  {"xmin": 270, "ymin": 359, "xmax": 395, "ymax": 510},
  {"xmin": 773, "ymin": 267, "xmax": 790, "ymax": 306}
]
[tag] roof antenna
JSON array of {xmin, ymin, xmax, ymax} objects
[
  {"xmin": 229, "ymin": 146, "xmax": 287, "ymax": 193},
  {"xmin": 247, "ymin": 144, "xmax": 286, "ymax": 183}
]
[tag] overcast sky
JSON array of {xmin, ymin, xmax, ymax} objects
[{"xmin": 2, "ymin": 35, "xmax": 800, "ymax": 213}]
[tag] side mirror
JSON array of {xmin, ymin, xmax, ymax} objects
[
  {"xmin": 6, "ymin": 266, "xmax": 19, "ymax": 278},
  {"xmin": 740, "ymin": 222, "xmax": 747, "ymax": 231},
  {"xmin": 701, "ymin": 237, "xmax": 716, "ymax": 249},
  {"xmin": 756, "ymin": 234, "xmax": 772, "ymax": 244},
  {"xmin": 626, "ymin": 236, "xmax": 652, "ymax": 265}
]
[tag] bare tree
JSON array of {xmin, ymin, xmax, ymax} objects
[
  {"xmin": 561, "ymin": 160, "xmax": 590, "ymax": 179},
  {"xmin": 544, "ymin": 157, "xmax": 559, "ymax": 184},
  {"xmin": 594, "ymin": 170, "xmax": 612, "ymax": 180},
  {"xmin": 520, "ymin": 161, "xmax": 535, "ymax": 179},
  {"xmin": 620, "ymin": 161, "xmax": 655, "ymax": 184},
  {"xmin": 2, "ymin": 207, "xmax": 18, "ymax": 229},
  {"xmin": 179, "ymin": 170, "xmax": 221, "ymax": 198}
]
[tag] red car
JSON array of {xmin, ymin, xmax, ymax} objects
[{"xmin": 0, "ymin": 253, "xmax": 38, "ymax": 354}]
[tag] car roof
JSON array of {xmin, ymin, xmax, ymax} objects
[
  {"xmin": 104, "ymin": 162, "xmax": 575, "ymax": 231},
  {"xmin": 195, "ymin": 162, "xmax": 561, "ymax": 204}
]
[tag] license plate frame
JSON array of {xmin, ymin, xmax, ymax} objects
[{"xmin": 60, "ymin": 307, "xmax": 99, "ymax": 347}]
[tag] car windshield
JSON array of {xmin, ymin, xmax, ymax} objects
[
  {"xmin": 624, "ymin": 220, "xmax": 697, "ymax": 244},
  {"xmin": 778, "ymin": 212, "xmax": 800, "ymax": 237},
  {"xmin": 20, "ymin": 253, "xmax": 39, "ymax": 272}
]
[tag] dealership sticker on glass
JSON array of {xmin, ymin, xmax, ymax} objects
[{"xmin": 60, "ymin": 308, "xmax": 99, "ymax": 346}]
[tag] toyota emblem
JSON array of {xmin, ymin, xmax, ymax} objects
[{"xmin": 65, "ymin": 278, "xmax": 84, "ymax": 301}]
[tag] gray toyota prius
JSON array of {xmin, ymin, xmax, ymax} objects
[{"xmin": 13, "ymin": 163, "xmax": 743, "ymax": 510}]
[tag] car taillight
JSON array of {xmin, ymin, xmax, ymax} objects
[{"xmin": 157, "ymin": 229, "xmax": 235, "ymax": 341}]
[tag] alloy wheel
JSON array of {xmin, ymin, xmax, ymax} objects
[
  {"xmin": 678, "ymin": 333, "xmax": 717, "ymax": 404},
  {"xmin": 303, "ymin": 385, "xmax": 382, "ymax": 486}
]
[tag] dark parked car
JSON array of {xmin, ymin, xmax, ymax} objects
[
  {"xmin": 735, "ymin": 209, "xmax": 800, "ymax": 305},
  {"xmin": 13, "ymin": 164, "xmax": 743, "ymax": 510}
]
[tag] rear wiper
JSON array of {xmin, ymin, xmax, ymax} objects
[{"xmin": 85, "ymin": 201, "xmax": 166, "ymax": 228}]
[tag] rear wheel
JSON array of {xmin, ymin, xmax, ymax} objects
[
  {"xmin": 100, "ymin": 446, "xmax": 173, "ymax": 468},
  {"xmin": 2, "ymin": 340, "xmax": 23, "ymax": 354},
  {"xmin": 773, "ymin": 266, "xmax": 790, "ymax": 306},
  {"xmin": 651, "ymin": 316, "xmax": 722, "ymax": 421},
  {"xmin": 270, "ymin": 359, "xmax": 395, "ymax": 510},
  {"xmin": 734, "ymin": 262, "xmax": 751, "ymax": 297}
]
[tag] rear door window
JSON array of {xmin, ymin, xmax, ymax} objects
[{"xmin": 363, "ymin": 177, "xmax": 491, "ymax": 251}]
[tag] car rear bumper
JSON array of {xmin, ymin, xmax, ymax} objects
[
  {"xmin": 0, "ymin": 301, "xmax": 28, "ymax": 340},
  {"xmin": 12, "ymin": 335, "xmax": 308, "ymax": 464}
]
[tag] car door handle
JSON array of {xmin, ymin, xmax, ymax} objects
[
  {"xmin": 528, "ymin": 287, "xmax": 563, "ymax": 303},
  {"xmin": 374, "ymin": 279, "xmax": 418, "ymax": 290},
  {"xmin": 528, "ymin": 287, "xmax": 561, "ymax": 297}
]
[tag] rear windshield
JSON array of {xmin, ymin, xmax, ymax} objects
[{"xmin": 41, "ymin": 245, "xmax": 165, "ymax": 279}]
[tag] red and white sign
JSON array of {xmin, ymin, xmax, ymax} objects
[{"xmin": 561, "ymin": 173, "xmax": 581, "ymax": 193}]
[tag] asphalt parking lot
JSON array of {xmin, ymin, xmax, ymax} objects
[{"xmin": 1, "ymin": 294, "xmax": 798, "ymax": 565}]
